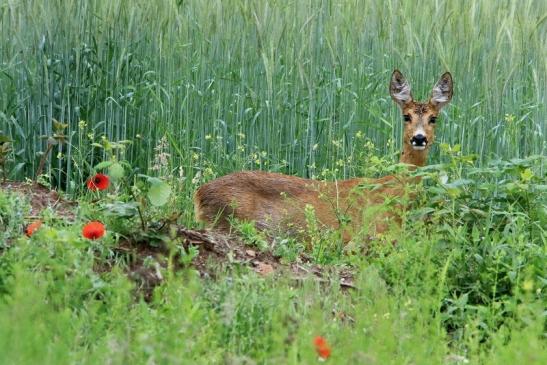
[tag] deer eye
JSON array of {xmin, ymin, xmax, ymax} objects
[
  {"xmin": 429, "ymin": 116, "xmax": 437, "ymax": 124},
  {"xmin": 403, "ymin": 115, "xmax": 411, "ymax": 122}
]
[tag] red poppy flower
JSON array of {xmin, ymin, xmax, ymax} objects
[
  {"xmin": 87, "ymin": 173, "xmax": 110, "ymax": 191},
  {"xmin": 25, "ymin": 220, "xmax": 43, "ymax": 237},
  {"xmin": 82, "ymin": 221, "xmax": 106, "ymax": 240},
  {"xmin": 313, "ymin": 336, "xmax": 331, "ymax": 360},
  {"xmin": 317, "ymin": 346, "xmax": 331, "ymax": 360},
  {"xmin": 314, "ymin": 336, "xmax": 327, "ymax": 347}
]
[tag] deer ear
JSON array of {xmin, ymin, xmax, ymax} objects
[
  {"xmin": 390, "ymin": 70, "xmax": 412, "ymax": 108},
  {"xmin": 430, "ymin": 72, "xmax": 453, "ymax": 109}
]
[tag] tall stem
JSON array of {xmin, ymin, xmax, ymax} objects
[{"xmin": 35, "ymin": 143, "xmax": 54, "ymax": 181}]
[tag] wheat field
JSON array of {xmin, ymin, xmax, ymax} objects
[{"xmin": 1, "ymin": 0, "xmax": 545, "ymax": 191}]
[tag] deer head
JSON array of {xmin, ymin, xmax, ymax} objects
[{"xmin": 390, "ymin": 70, "xmax": 453, "ymax": 166}]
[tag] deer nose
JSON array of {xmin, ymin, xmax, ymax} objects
[{"xmin": 411, "ymin": 134, "xmax": 427, "ymax": 146}]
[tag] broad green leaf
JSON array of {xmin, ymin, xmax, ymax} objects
[
  {"xmin": 108, "ymin": 162, "xmax": 125, "ymax": 180},
  {"xmin": 445, "ymin": 179, "xmax": 473, "ymax": 188},
  {"xmin": 94, "ymin": 161, "xmax": 113, "ymax": 170},
  {"xmin": 146, "ymin": 176, "xmax": 162, "ymax": 185},
  {"xmin": 148, "ymin": 180, "xmax": 171, "ymax": 206},
  {"xmin": 103, "ymin": 202, "xmax": 139, "ymax": 217}
]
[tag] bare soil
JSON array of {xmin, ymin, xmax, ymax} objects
[{"xmin": 1, "ymin": 181, "xmax": 76, "ymax": 220}]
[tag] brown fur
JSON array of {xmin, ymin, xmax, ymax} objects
[
  {"xmin": 194, "ymin": 171, "xmax": 411, "ymax": 241},
  {"xmin": 194, "ymin": 70, "xmax": 453, "ymax": 242},
  {"xmin": 400, "ymin": 102, "xmax": 438, "ymax": 167}
]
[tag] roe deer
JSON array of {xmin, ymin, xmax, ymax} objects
[{"xmin": 194, "ymin": 70, "xmax": 453, "ymax": 241}]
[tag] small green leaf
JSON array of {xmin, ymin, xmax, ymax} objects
[
  {"xmin": 520, "ymin": 168, "xmax": 534, "ymax": 182},
  {"xmin": 446, "ymin": 187, "xmax": 461, "ymax": 199},
  {"xmin": 439, "ymin": 174, "xmax": 449, "ymax": 184},
  {"xmin": 148, "ymin": 180, "xmax": 171, "ymax": 206}
]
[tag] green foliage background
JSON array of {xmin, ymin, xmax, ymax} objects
[
  {"xmin": 1, "ymin": 0, "xmax": 546, "ymax": 191},
  {"xmin": 0, "ymin": 1, "xmax": 545, "ymax": 364}
]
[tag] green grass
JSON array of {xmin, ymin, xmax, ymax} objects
[
  {"xmin": 0, "ymin": 152, "xmax": 545, "ymax": 364},
  {"xmin": 0, "ymin": 0, "xmax": 546, "ymax": 364}
]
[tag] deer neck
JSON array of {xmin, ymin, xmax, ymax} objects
[{"xmin": 400, "ymin": 144, "xmax": 428, "ymax": 167}]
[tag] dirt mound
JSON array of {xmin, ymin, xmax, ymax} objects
[
  {"xmin": 0, "ymin": 181, "xmax": 76, "ymax": 220},
  {"xmin": 114, "ymin": 227, "xmax": 355, "ymax": 300},
  {"xmin": 106, "ymin": 228, "xmax": 283, "ymax": 299}
]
